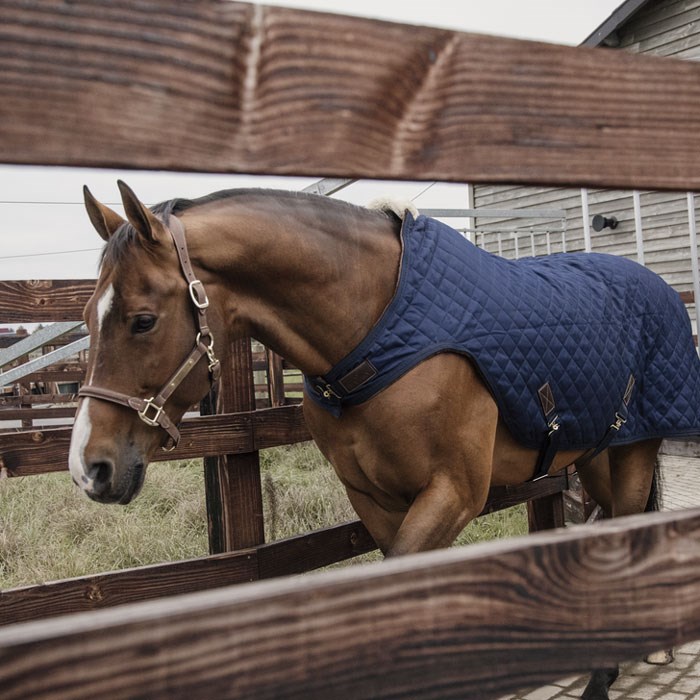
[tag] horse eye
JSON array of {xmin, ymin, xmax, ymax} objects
[{"xmin": 131, "ymin": 315, "xmax": 157, "ymax": 334}]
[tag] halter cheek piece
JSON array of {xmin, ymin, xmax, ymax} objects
[{"xmin": 78, "ymin": 216, "xmax": 221, "ymax": 451}]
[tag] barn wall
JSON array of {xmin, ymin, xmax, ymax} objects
[{"xmin": 473, "ymin": 0, "xmax": 700, "ymax": 308}]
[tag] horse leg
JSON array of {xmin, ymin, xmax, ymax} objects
[
  {"xmin": 613, "ymin": 439, "xmax": 674, "ymax": 666},
  {"xmin": 581, "ymin": 668, "xmax": 619, "ymax": 700},
  {"xmin": 578, "ymin": 438, "xmax": 662, "ymax": 700},
  {"xmin": 384, "ymin": 467, "xmax": 492, "ymax": 558},
  {"xmin": 305, "ymin": 354, "xmax": 498, "ymax": 559},
  {"xmin": 342, "ymin": 487, "xmax": 405, "ymax": 555},
  {"xmin": 333, "ymin": 422, "xmax": 495, "ymax": 559},
  {"xmin": 575, "ymin": 451, "xmax": 612, "ymax": 517},
  {"xmin": 608, "ymin": 438, "xmax": 660, "ymax": 517}
]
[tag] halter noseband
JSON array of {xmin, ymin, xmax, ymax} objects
[{"xmin": 78, "ymin": 215, "xmax": 221, "ymax": 450}]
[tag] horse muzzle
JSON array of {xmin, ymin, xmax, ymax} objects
[
  {"xmin": 69, "ymin": 397, "xmax": 151, "ymax": 504},
  {"xmin": 73, "ymin": 457, "xmax": 146, "ymax": 505}
]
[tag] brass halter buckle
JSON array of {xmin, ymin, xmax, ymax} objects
[{"xmin": 138, "ymin": 397, "xmax": 165, "ymax": 428}]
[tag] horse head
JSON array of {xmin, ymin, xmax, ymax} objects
[{"xmin": 69, "ymin": 182, "xmax": 221, "ymax": 504}]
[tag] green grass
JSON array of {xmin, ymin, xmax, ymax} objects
[{"xmin": 0, "ymin": 443, "xmax": 527, "ymax": 590}]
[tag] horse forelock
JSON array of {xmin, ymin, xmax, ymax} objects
[{"xmin": 99, "ymin": 199, "xmax": 179, "ymax": 270}]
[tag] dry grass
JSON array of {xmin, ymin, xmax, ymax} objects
[
  {"xmin": 0, "ymin": 459, "xmax": 208, "ymax": 589},
  {"xmin": 0, "ymin": 442, "xmax": 527, "ymax": 590}
]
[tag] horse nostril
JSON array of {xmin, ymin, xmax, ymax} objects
[{"xmin": 86, "ymin": 460, "xmax": 113, "ymax": 495}]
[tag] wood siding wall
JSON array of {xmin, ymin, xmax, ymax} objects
[{"xmin": 473, "ymin": 0, "xmax": 700, "ymax": 316}]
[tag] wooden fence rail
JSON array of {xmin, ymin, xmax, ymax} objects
[
  {"xmin": 0, "ymin": 474, "xmax": 567, "ymax": 627},
  {"xmin": 0, "ymin": 276, "xmax": 569, "ymax": 624},
  {"xmin": 1, "ymin": 508, "xmax": 699, "ymax": 700},
  {"xmin": 3, "ymin": 1, "xmax": 700, "ymax": 697},
  {"xmin": 5, "ymin": 1, "xmax": 700, "ymax": 191}
]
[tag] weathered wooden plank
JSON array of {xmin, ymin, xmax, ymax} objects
[
  {"xmin": 661, "ymin": 437, "xmax": 700, "ymax": 458},
  {"xmin": 266, "ymin": 348, "xmax": 286, "ymax": 407},
  {"xmin": 0, "ymin": 394, "xmax": 76, "ymax": 407},
  {"xmin": 0, "ymin": 521, "xmax": 374, "ymax": 627},
  {"xmin": 257, "ymin": 520, "xmax": 376, "ymax": 579},
  {"xmin": 0, "ymin": 281, "xmax": 93, "ymax": 323},
  {"xmin": 20, "ymin": 369, "xmax": 84, "ymax": 383},
  {"xmin": 0, "ymin": 549, "xmax": 259, "ymax": 628},
  {"xmin": 0, "ymin": 476, "xmax": 568, "ymax": 628},
  {"xmin": 0, "ymin": 411, "xmax": 252, "ymax": 475},
  {"xmin": 204, "ymin": 338, "xmax": 265, "ymax": 553},
  {"xmin": 479, "ymin": 474, "xmax": 567, "ymax": 514},
  {"xmin": 0, "ymin": 404, "xmax": 308, "ymax": 475},
  {"xmin": 0, "ymin": 406, "xmax": 76, "ymax": 423},
  {"xmin": 1, "ymin": 508, "xmax": 698, "ymax": 700},
  {"xmin": 527, "ymin": 492, "xmax": 566, "ymax": 532},
  {"xmin": 4, "ymin": 2, "xmax": 700, "ymax": 190},
  {"xmin": 253, "ymin": 402, "xmax": 311, "ymax": 447}
]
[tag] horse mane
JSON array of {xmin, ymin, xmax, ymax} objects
[
  {"xmin": 367, "ymin": 196, "xmax": 419, "ymax": 221},
  {"xmin": 100, "ymin": 188, "xmax": 397, "ymax": 269}
]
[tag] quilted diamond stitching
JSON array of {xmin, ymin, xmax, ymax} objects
[{"xmin": 308, "ymin": 214, "xmax": 700, "ymax": 451}]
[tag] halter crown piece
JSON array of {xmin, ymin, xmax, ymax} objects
[{"xmin": 78, "ymin": 215, "xmax": 221, "ymax": 450}]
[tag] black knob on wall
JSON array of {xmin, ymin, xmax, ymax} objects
[{"xmin": 592, "ymin": 215, "xmax": 618, "ymax": 232}]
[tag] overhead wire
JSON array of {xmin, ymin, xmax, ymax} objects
[{"xmin": 0, "ymin": 248, "xmax": 101, "ymax": 261}]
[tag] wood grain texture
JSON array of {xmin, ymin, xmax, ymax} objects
[
  {"xmin": 0, "ymin": 482, "xmax": 565, "ymax": 626},
  {"xmin": 0, "ymin": 406, "xmax": 77, "ymax": 424},
  {"xmin": 205, "ymin": 338, "xmax": 265, "ymax": 553},
  {"xmin": 527, "ymin": 492, "xmax": 566, "ymax": 532},
  {"xmin": 0, "ymin": 521, "xmax": 373, "ymax": 627},
  {"xmin": 0, "ymin": 281, "xmax": 93, "ymax": 323},
  {"xmin": 0, "ymin": 406, "xmax": 305, "ymax": 476},
  {"xmin": 480, "ymin": 474, "xmax": 567, "ymax": 514},
  {"xmin": 0, "ymin": 549, "xmax": 259, "ymax": 627},
  {"xmin": 0, "ymin": 482, "xmax": 567, "ymax": 627},
  {"xmin": 3, "ymin": 2, "xmax": 700, "ymax": 189},
  {"xmin": 265, "ymin": 348, "xmax": 286, "ymax": 407},
  {"xmin": 1, "ymin": 508, "xmax": 699, "ymax": 700}
]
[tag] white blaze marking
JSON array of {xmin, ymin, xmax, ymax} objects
[
  {"xmin": 96, "ymin": 283, "xmax": 115, "ymax": 331},
  {"xmin": 71, "ymin": 284, "xmax": 113, "ymax": 488},
  {"xmin": 68, "ymin": 399, "xmax": 93, "ymax": 490},
  {"xmin": 85, "ymin": 283, "xmax": 114, "ymax": 384}
]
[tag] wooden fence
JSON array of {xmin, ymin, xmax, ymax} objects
[
  {"xmin": 0, "ymin": 275, "xmax": 568, "ymax": 626},
  {"xmin": 1, "ymin": 1, "xmax": 700, "ymax": 698}
]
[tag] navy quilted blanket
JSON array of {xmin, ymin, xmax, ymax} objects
[{"xmin": 306, "ymin": 214, "xmax": 700, "ymax": 452}]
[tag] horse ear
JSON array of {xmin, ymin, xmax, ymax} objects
[
  {"xmin": 117, "ymin": 180, "xmax": 166, "ymax": 244},
  {"xmin": 83, "ymin": 186, "xmax": 126, "ymax": 242}
]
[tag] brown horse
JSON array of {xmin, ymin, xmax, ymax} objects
[{"xmin": 69, "ymin": 182, "xmax": 673, "ymax": 700}]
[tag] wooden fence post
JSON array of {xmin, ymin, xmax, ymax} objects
[
  {"xmin": 202, "ymin": 338, "xmax": 265, "ymax": 555},
  {"xmin": 527, "ymin": 472, "xmax": 568, "ymax": 533},
  {"xmin": 266, "ymin": 348, "xmax": 286, "ymax": 407}
]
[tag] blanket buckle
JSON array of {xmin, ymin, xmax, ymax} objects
[
  {"xmin": 611, "ymin": 412, "xmax": 627, "ymax": 432},
  {"xmin": 547, "ymin": 415, "xmax": 560, "ymax": 434},
  {"xmin": 321, "ymin": 383, "xmax": 341, "ymax": 400}
]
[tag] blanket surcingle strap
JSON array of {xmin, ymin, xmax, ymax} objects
[{"xmin": 305, "ymin": 213, "xmax": 700, "ymax": 480}]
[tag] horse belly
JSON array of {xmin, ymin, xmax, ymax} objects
[{"xmin": 491, "ymin": 419, "xmax": 585, "ymax": 485}]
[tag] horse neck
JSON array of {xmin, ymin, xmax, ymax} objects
[{"xmin": 182, "ymin": 197, "xmax": 402, "ymax": 376}]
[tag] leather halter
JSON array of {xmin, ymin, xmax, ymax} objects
[{"xmin": 78, "ymin": 215, "xmax": 221, "ymax": 450}]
